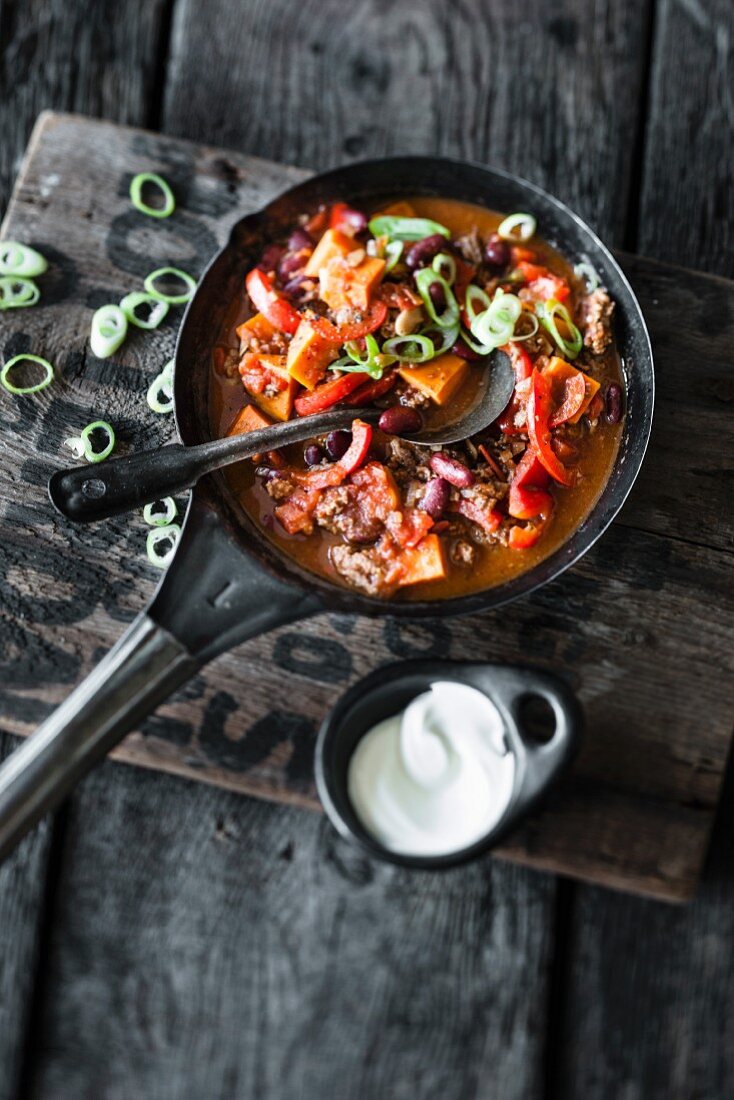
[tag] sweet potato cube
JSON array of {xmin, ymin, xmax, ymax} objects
[
  {"xmin": 397, "ymin": 534, "xmax": 447, "ymax": 588},
  {"xmin": 236, "ymin": 312, "xmax": 277, "ymax": 346},
  {"xmin": 374, "ymin": 200, "xmax": 416, "ymax": 219},
  {"xmin": 287, "ymin": 320, "xmax": 339, "ymax": 390},
  {"xmin": 304, "ymin": 228, "xmax": 359, "ymax": 277},
  {"xmin": 398, "ymin": 354, "xmax": 469, "ymax": 406},
  {"xmin": 226, "ymin": 402, "xmax": 272, "ymax": 437},
  {"xmin": 241, "ymin": 353, "xmax": 298, "ymax": 421},
  {"xmin": 320, "ymin": 255, "xmax": 386, "ymax": 311}
]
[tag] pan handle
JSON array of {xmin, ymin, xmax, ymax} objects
[{"xmin": 0, "ymin": 495, "xmax": 323, "ymax": 862}]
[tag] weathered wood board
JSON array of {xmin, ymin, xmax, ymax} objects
[{"xmin": 1, "ymin": 112, "xmax": 732, "ymax": 902}]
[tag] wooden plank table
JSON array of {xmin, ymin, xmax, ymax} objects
[{"xmin": 0, "ymin": 2, "xmax": 732, "ymax": 1098}]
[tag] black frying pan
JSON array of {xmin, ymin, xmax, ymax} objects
[{"xmin": 0, "ymin": 157, "xmax": 654, "ymax": 862}]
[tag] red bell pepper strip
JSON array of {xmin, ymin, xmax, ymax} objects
[
  {"xmin": 508, "ymin": 448, "xmax": 553, "ymax": 519},
  {"xmin": 245, "ymin": 269, "xmax": 301, "ymax": 335},
  {"xmin": 496, "ymin": 343, "xmax": 533, "ymax": 434},
  {"xmin": 508, "ymin": 522, "xmax": 544, "ymax": 549},
  {"xmin": 336, "ymin": 419, "xmax": 373, "ymax": 475},
  {"xmin": 295, "ymin": 371, "xmax": 371, "ymax": 416},
  {"xmin": 454, "ymin": 497, "xmax": 503, "ymax": 534},
  {"xmin": 527, "ymin": 369, "xmax": 576, "ymax": 487},
  {"xmin": 309, "ymin": 300, "xmax": 388, "ymax": 343},
  {"xmin": 343, "ymin": 371, "xmax": 397, "ymax": 406}
]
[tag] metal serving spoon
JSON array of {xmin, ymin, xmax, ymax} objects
[{"xmin": 49, "ymin": 350, "xmax": 514, "ymax": 524}]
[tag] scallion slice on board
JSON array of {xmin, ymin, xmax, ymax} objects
[
  {"xmin": 1, "ymin": 353, "xmax": 54, "ymax": 395},
  {"xmin": 120, "ymin": 290, "xmax": 170, "ymax": 329},
  {"xmin": 65, "ymin": 420, "xmax": 116, "ymax": 463},
  {"xmin": 147, "ymin": 359, "xmax": 175, "ymax": 413},
  {"xmin": 0, "ymin": 276, "xmax": 41, "ymax": 309},
  {"xmin": 144, "ymin": 267, "xmax": 196, "ymax": 304},
  {"xmin": 130, "ymin": 173, "xmax": 176, "ymax": 219},
  {"xmin": 91, "ymin": 304, "xmax": 128, "ymax": 358},
  {"xmin": 0, "ymin": 242, "xmax": 48, "ymax": 277},
  {"xmin": 146, "ymin": 523, "xmax": 181, "ymax": 568},
  {"xmin": 143, "ymin": 497, "xmax": 177, "ymax": 526}
]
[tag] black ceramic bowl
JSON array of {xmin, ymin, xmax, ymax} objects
[{"xmin": 315, "ymin": 660, "xmax": 582, "ymax": 869}]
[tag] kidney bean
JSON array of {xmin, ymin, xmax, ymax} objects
[
  {"xmin": 451, "ymin": 337, "xmax": 483, "ymax": 362},
  {"xmin": 304, "ymin": 443, "xmax": 324, "ymax": 467},
  {"xmin": 277, "ymin": 252, "xmax": 306, "ymax": 283},
  {"xmin": 428, "ymin": 281, "xmax": 447, "ymax": 313},
  {"xmin": 605, "ymin": 383, "xmax": 623, "ymax": 424},
  {"xmin": 255, "ymin": 465, "xmax": 280, "ymax": 484},
  {"xmin": 420, "ymin": 477, "xmax": 451, "ymax": 519},
  {"xmin": 288, "ymin": 228, "xmax": 313, "ymax": 252},
  {"xmin": 430, "ymin": 452, "xmax": 475, "ymax": 488},
  {"xmin": 378, "ymin": 406, "xmax": 423, "ymax": 435},
  {"xmin": 485, "ymin": 233, "xmax": 510, "ymax": 271},
  {"xmin": 281, "ymin": 274, "xmax": 312, "ymax": 301},
  {"xmin": 325, "ymin": 429, "xmax": 352, "ymax": 461},
  {"xmin": 405, "ymin": 234, "xmax": 449, "ymax": 270},
  {"xmin": 339, "ymin": 208, "xmax": 368, "ymax": 234},
  {"xmin": 257, "ymin": 243, "xmax": 284, "ymax": 273}
]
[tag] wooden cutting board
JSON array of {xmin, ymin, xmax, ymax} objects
[{"xmin": 1, "ymin": 112, "xmax": 732, "ymax": 903}]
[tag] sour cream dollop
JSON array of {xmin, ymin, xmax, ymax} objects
[{"xmin": 347, "ymin": 681, "xmax": 515, "ymax": 856}]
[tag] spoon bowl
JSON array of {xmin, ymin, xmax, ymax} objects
[{"xmin": 48, "ymin": 350, "xmax": 515, "ymax": 524}]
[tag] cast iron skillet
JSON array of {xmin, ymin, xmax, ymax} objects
[{"xmin": 0, "ymin": 157, "xmax": 654, "ymax": 862}]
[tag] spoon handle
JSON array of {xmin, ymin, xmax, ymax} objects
[{"xmin": 48, "ymin": 406, "xmax": 380, "ymax": 523}]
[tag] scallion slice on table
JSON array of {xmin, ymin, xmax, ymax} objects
[
  {"xmin": 1, "ymin": 353, "xmax": 54, "ymax": 395},
  {"xmin": 431, "ymin": 251, "xmax": 456, "ymax": 284},
  {"xmin": 574, "ymin": 261, "xmax": 600, "ymax": 292},
  {"xmin": 90, "ymin": 304, "xmax": 128, "ymax": 358},
  {"xmin": 65, "ymin": 420, "xmax": 116, "ymax": 463},
  {"xmin": 367, "ymin": 215, "xmax": 450, "ymax": 242},
  {"xmin": 536, "ymin": 298, "xmax": 583, "ymax": 359},
  {"xmin": 0, "ymin": 242, "xmax": 48, "ymax": 278},
  {"xmin": 0, "ymin": 276, "xmax": 41, "ymax": 309},
  {"xmin": 144, "ymin": 267, "xmax": 196, "ymax": 304},
  {"xmin": 497, "ymin": 212, "xmax": 537, "ymax": 242},
  {"xmin": 129, "ymin": 173, "xmax": 176, "ymax": 219},
  {"xmin": 147, "ymin": 359, "xmax": 175, "ymax": 413},
  {"xmin": 143, "ymin": 497, "xmax": 177, "ymax": 526},
  {"xmin": 382, "ymin": 333, "xmax": 435, "ymax": 363},
  {"xmin": 120, "ymin": 290, "xmax": 170, "ymax": 329},
  {"xmin": 414, "ymin": 268, "xmax": 460, "ymax": 329},
  {"xmin": 147, "ymin": 523, "xmax": 181, "ymax": 568}
]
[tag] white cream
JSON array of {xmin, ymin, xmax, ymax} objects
[{"xmin": 347, "ymin": 681, "xmax": 515, "ymax": 856}]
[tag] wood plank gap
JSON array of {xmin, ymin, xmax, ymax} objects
[
  {"xmin": 147, "ymin": 0, "xmax": 180, "ymax": 132},
  {"xmin": 542, "ymin": 877, "xmax": 577, "ymax": 1100},
  {"xmin": 622, "ymin": 0, "xmax": 659, "ymax": 252}
]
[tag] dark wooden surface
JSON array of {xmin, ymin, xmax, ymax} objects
[{"xmin": 0, "ymin": 1, "xmax": 732, "ymax": 1097}]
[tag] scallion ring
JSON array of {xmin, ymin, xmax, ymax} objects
[
  {"xmin": 420, "ymin": 322, "xmax": 460, "ymax": 357},
  {"xmin": 120, "ymin": 291, "xmax": 170, "ymax": 330},
  {"xmin": 80, "ymin": 420, "xmax": 116, "ymax": 463},
  {"xmin": 465, "ymin": 284, "xmax": 492, "ymax": 327},
  {"xmin": 367, "ymin": 215, "xmax": 450, "ymax": 242},
  {"xmin": 147, "ymin": 359, "xmax": 174, "ymax": 413},
  {"xmin": 574, "ymin": 262, "xmax": 599, "ymax": 292},
  {"xmin": 458, "ymin": 326, "xmax": 494, "ymax": 356},
  {"xmin": 143, "ymin": 497, "xmax": 177, "ymax": 526},
  {"xmin": 91, "ymin": 304, "xmax": 128, "ymax": 359},
  {"xmin": 471, "ymin": 291, "xmax": 523, "ymax": 348},
  {"xmin": 384, "ymin": 240, "xmax": 404, "ymax": 273},
  {"xmin": 0, "ymin": 276, "xmax": 41, "ymax": 309},
  {"xmin": 431, "ymin": 252, "xmax": 456, "ymax": 284},
  {"xmin": 144, "ymin": 267, "xmax": 197, "ymax": 304},
  {"xmin": 536, "ymin": 298, "xmax": 583, "ymax": 359},
  {"xmin": 510, "ymin": 310, "xmax": 539, "ymax": 342},
  {"xmin": 382, "ymin": 333, "xmax": 436, "ymax": 363},
  {"xmin": 331, "ymin": 334, "xmax": 396, "ymax": 379},
  {"xmin": 0, "ymin": 242, "xmax": 48, "ymax": 278},
  {"xmin": 146, "ymin": 524, "xmax": 181, "ymax": 568},
  {"xmin": 130, "ymin": 173, "xmax": 176, "ymax": 219},
  {"xmin": 497, "ymin": 213, "xmax": 537, "ymax": 242},
  {"xmin": 414, "ymin": 268, "xmax": 459, "ymax": 329},
  {"xmin": 1, "ymin": 353, "xmax": 54, "ymax": 395}
]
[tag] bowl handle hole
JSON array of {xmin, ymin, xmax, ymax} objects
[{"xmin": 517, "ymin": 693, "xmax": 556, "ymax": 745}]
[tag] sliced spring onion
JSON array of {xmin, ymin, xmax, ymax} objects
[
  {"xmin": 147, "ymin": 359, "xmax": 174, "ymax": 413},
  {"xmin": 65, "ymin": 421, "xmax": 116, "ymax": 463},
  {"xmin": 574, "ymin": 261, "xmax": 599, "ymax": 292},
  {"xmin": 536, "ymin": 298, "xmax": 583, "ymax": 359},
  {"xmin": 414, "ymin": 268, "xmax": 459, "ymax": 330},
  {"xmin": 0, "ymin": 276, "xmax": 40, "ymax": 309},
  {"xmin": 384, "ymin": 240, "xmax": 404, "ymax": 272},
  {"xmin": 144, "ymin": 267, "xmax": 196, "ymax": 304},
  {"xmin": 0, "ymin": 242, "xmax": 48, "ymax": 278},
  {"xmin": 382, "ymin": 333, "xmax": 436, "ymax": 363},
  {"xmin": 465, "ymin": 283, "xmax": 492, "ymax": 327},
  {"xmin": 471, "ymin": 290, "xmax": 523, "ymax": 349},
  {"xmin": 367, "ymin": 215, "xmax": 450, "ymax": 242},
  {"xmin": 330, "ymin": 334, "xmax": 396, "ymax": 379},
  {"xmin": 143, "ymin": 497, "xmax": 177, "ymax": 526},
  {"xmin": 1, "ymin": 353, "xmax": 54, "ymax": 395},
  {"xmin": 147, "ymin": 523, "xmax": 181, "ymax": 568},
  {"xmin": 458, "ymin": 325, "xmax": 494, "ymax": 356},
  {"xmin": 120, "ymin": 290, "xmax": 170, "ymax": 330},
  {"xmin": 497, "ymin": 212, "xmax": 537, "ymax": 242},
  {"xmin": 431, "ymin": 252, "xmax": 456, "ymax": 284},
  {"xmin": 423, "ymin": 322, "xmax": 460, "ymax": 357},
  {"xmin": 130, "ymin": 173, "xmax": 176, "ymax": 219},
  {"xmin": 511, "ymin": 310, "xmax": 540, "ymax": 342},
  {"xmin": 91, "ymin": 304, "xmax": 128, "ymax": 358}
]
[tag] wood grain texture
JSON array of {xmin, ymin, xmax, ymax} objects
[
  {"xmin": 164, "ymin": 0, "xmax": 652, "ymax": 244},
  {"xmin": 2, "ymin": 113, "xmax": 732, "ymax": 905},
  {"xmin": 24, "ymin": 758, "xmax": 556, "ymax": 1100},
  {"xmin": 639, "ymin": 0, "xmax": 734, "ymax": 275}
]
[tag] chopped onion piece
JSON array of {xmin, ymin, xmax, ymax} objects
[
  {"xmin": 130, "ymin": 173, "xmax": 176, "ymax": 219},
  {"xmin": 498, "ymin": 213, "xmax": 537, "ymax": 242},
  {"xmin": 143, "ymin": 497, "xmax": 177, "ymax": 526},
  {"xmin": 1, "ymin": 353, "xmax": 54, "ymax": 394},
  {"xmin": 91, "ymin": 304, "xmax": 128, "ymax": 358},
  {"xmin": 147, "ymin": 523, "xmax": 181, "ymax": 568}
]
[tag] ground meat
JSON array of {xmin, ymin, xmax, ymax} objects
[
  {"xmin": 265, "ymin": 474, "xmax": 297, "ymax": 501},
  {"xmin": 450, "ymin": 539, "xmax": 477, "ymax": 566},
  {"xmin": 580, "ymin": 289, "xmax": 615, "ymax": 355},
  {"xmin": 331, "ymin": 545, "xmax": 393, "ymax": 596},
  {"xmin": 396, "ymin": 383, "xmax": 431, "ymax": 409},
  {"xmin": 313, "ymin": 485, "xmax": 384, "ymax": 544},
  {"xmin": 384, "ymin": 437, "xmax": 432, "ymax": 485},
  {"xmin": 454, "ymin": 226, "xmax": 484, "ymax": 265}
]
